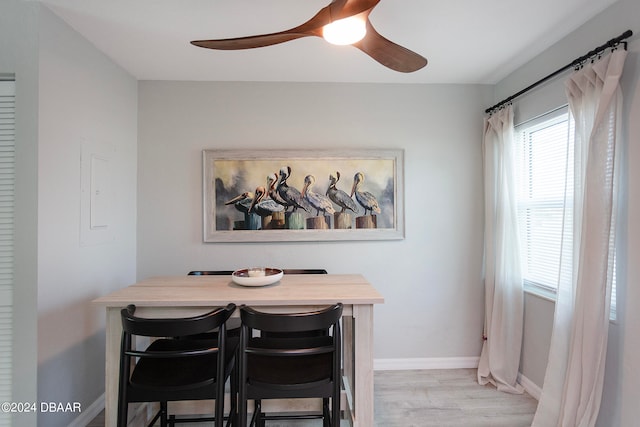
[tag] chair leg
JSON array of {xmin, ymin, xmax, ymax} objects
[
  {"xmin": 248, "ymin": 400, "xmax": 257, "ymax": 427},
  {"xmin": 323, "ymin": 398, "xmax": 330, "ymax": 427},
  {"xmin": 331, "ymin": 392, "xmax": 340, "ymax": 427},
  {"xmin": 257, "ymin": 407, "xmax": 266, "ymax": 427},
  {"xmin": 160, "ymin": 401, "xmax": 168, "ymax": 427},
  {"xmin": 238, "ymin": 388, "xmax": 247, "ymax": 427},
  {"xmin": 117, "ymin": 400, "xmax": 128, "ymax": 427},
  {"xmin": 249, "ymin": 400, "xmax": 263, "ymax": 427},
  {"xmin": 228, "ymin": 373, "xmax": 238, "ymax": 427},
  {"xmin": 258, "ymin": 400, "xmax": 266, "ymax": 427},
  {"xmin": 216, "ymin": 383, "xmax": 225, "ymax": 427}
]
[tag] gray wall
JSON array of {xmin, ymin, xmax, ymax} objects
[
  {"xmin": 34, "ymin": 7, "xmax": 138, "ymax": 426},
  {"xmin": 137, "ymin": 81, "xmax": 492, "ymax": 361},
  {"xmin": 1, "ymin": 3, "xmax": 139, "ymax": 426},
  {"xmin": 620, "ymin": 47, "xmax": 640, "ymax": 427},
  {"xmin": 0, "ymin": 2, "xmax": 39, "ymax": 426},
  {"xmin": 493, "ymin": 0, "xmax": 640, "ymax": 424}
]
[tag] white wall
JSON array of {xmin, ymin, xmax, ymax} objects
[
  {"xmin": 35, "ymin": 7, "xmax": 138, "ymax": 427},
  {"xmin": 137, "ymin": 81, "xmax": 492, "ymax": 361},
  {"xmin": 493, "ymin": 0, "xmax": 640, "ymax": 424}
]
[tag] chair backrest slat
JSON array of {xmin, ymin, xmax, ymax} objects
[
  {"xmin": 240, "ymin": 304, "xmax": 342, "ymax": 333},
  {"xmin": 121, "ymin": 303, "xmax": 235, "ymax": 337}
]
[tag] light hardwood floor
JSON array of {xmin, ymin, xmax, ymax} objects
[
  {"xmin": 88, "ymin": 369, "xmax": 538, "ymax": 426},
  {"xmin": 373, "ymin": 369, "xmax": 537, "ymax": 427}
]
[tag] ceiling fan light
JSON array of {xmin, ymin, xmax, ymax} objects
[{"xmin": 323, "ymin": 17, "xmax": 366, "ymax": 45}]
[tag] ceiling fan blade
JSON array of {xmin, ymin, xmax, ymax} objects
[
  {"xmin": 353, "ymin": 20, "xmax": 427, "ymax": 73},
  {"xmin": 191, "ymin": 0, "xmax": 380, "ymax": 51},
  {"xmin": 191, "ymin": 32, "xmax": 310, "ymax": 50},
  {"xmin": 327, "ymin": 0, "xmax": 380, "ymax": 21}
]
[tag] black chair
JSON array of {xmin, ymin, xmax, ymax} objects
[
  {"xmin": 188, "ymin": 270, "xmax": 234, "ymax": 276},
  {"xmin": 237, "ymin": 303, "xmax": 343, "ymax": 427},
  {"xmin": 117, "ymin": 304, "xmax": 238, "ymax": 427},
  {"xmin": 188, "ymin": 269, "xmax": 327, "ymax": 275}
]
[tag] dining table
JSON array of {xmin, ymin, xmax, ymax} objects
[{"xmin": 93, "ymin": 273, "xmax": 384, "ymax": 427}]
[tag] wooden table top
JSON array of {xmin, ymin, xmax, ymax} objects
[{"xmin": 92, "ymin": 274, "xmax": 384, "ymax": 307}]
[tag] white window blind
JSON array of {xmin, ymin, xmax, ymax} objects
[
  {"xmin": 514, "ymin": 107, "xmax": 617, "ymax": 320},
  {"xmin": 515, "ymin": 108, "xmax": 573, "ymax": 295},
  {"xmin": 0, "ymin": 80, "xmax": 15, "ymax": 427}
]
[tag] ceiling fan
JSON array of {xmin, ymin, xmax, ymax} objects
[{"xmin": 190, "ymin": 0, "xmax": 427, "ymax": 73}]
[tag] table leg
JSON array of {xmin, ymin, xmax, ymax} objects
[
  {"xmin": 342, "ymin": 310, "xmax": 354, "ymax": 425},
  {"xmin": 353, "ymin": 304, "xmax": 374, "ymax": 427},
  {"xmin": 105, "ymin": 307, "xmax": 121, "ymax": 427}
]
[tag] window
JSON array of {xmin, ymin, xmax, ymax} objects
[
  {"xmin": 514, "ymin": 107, "xmax": 617, "ymax": 320},
  {"xmin": 515, "ymin": 108, "xmax": 573, "ymax": 297}
]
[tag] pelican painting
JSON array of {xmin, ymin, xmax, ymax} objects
[
  {"xmin": 301, "ymin": 175, "xmax": 335, "ymax": 217},
  {"xmin": 249, "ymin": 186, "xmax": 284, "ymax": 217},
  {"xmin": 224, "ymin": 191, "xmax": 253, "ymax": 213},
  {"xmin": 224, "ymin": 190, "xmax": 261, "ymax": 230},
  {"xmin": 326, "ymin": 172, "xmax": 358, "ymax": 213},
  {"xmin": 267, "ymin": 172, "xmax": 288, "ymax": 210},
  {"xmin": 276, "ymin": 166, "xmax": 309, "ymax": 212},
  {"xmin": 204, "ymin": 149, "xmax": 403, "ymax": 241},
  {"xmin": 351, "ymin": 172, "xmax": 381, "ymax": 215}
]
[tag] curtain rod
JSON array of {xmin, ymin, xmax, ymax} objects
[{"xmin": 485, "ymin": 29, "xmax": 633, "ymax": 114}]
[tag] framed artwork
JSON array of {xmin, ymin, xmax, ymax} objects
[{"xmin": 203, "ymin": 149, "xmax": 404, "ymax": 242}]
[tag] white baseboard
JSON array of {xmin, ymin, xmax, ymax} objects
[
  {"xmin": 374, "ymin": 357, "xmax": 480, "ymax": 371},
  {"xmin": 68, "ymin": 393, "xmax": 105, "ymax": 427},
  {"xmin": 517, "ymin": 372, "xmax": 542, "ymax": 400}
]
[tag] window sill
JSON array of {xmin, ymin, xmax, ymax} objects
[{"xmin": 523, "ymin": 283, "xmax": 556, "ymax": 302}]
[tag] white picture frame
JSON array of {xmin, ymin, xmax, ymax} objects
[{"xmin": 203, "ymin": 149, "xmax": 404, "ymax": 242}]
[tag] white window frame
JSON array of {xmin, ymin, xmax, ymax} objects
[{"xmin": 514, "ymin": 106, "xmax": 617, "ymax": 321}]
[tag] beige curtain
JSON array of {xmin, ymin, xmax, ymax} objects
[
  {"xmin": 532, "ymin": 48, "xmax": 626, "ymax": 427},
  {"xmin": 478, "ymin": 105, "xmax": 525, "ymax": 394}
]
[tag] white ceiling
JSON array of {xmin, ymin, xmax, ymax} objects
[{"xmin": 38, "ymin": 0, "xmax": 618, "ymax": 84}]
